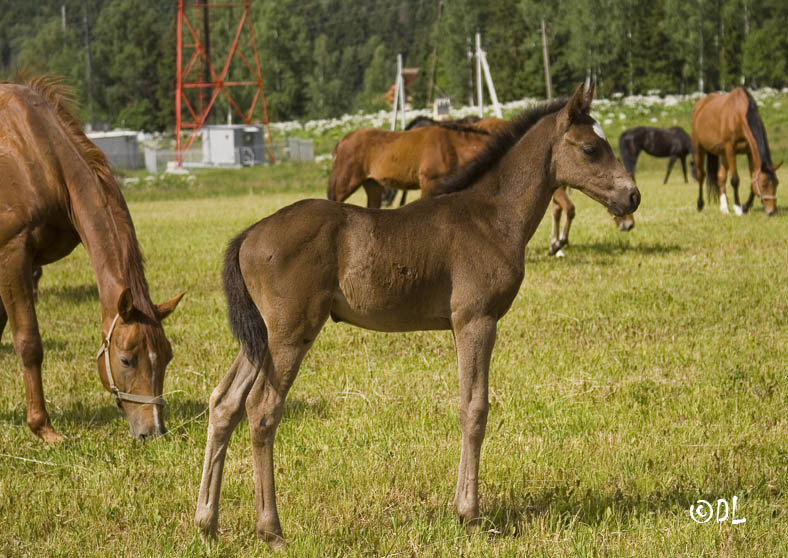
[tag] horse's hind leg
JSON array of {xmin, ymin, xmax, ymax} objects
[
  {"xmin": 195, "ymin": 352, "xmax": 261, "ymax": 538},
  {"xmin": 694, "ymin": 147, "xmax": 706, "ymax": 211},
  {"xmin": 549, "ymin": 188, "xmax": 574, "ymax": 256},
  {"xmin": 453, "ymin": 316, "xmax": 496, "ymax": 526},
  {"xmin": 0, "ymin": 297, "xmax": 7, "ymax": 341},
  {"xmin": 246, "ymin": 316, "xmax": 326, "ymax": 548},
  {"xmin": 680, "ymin": 155, "xmax": 688, "ymax": 183},
  {"xmin": 0, "ymin": 240, "xmax": 61, "ymax": 442},
  {"xmin": 664, "ymin": 156, "xmax": 677, "ymax": 184}
]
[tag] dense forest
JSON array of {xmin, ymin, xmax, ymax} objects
[{"xmin": 1, "ymin": 0, "xmax": 786, "ymax": 131}]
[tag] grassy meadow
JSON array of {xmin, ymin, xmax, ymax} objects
[{"xmin": 2, "ymin": 110, "xmax": 788, "ymax": 555}]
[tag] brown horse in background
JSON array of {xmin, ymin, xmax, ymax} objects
[
  {"xmin": 196, "ymin": 83, "xmax": 640, "ymax": 547},
  {"xmin": 327, "ymin": 122, "xmax": 492, "ymax": 208},
  {"xmin": 691, "ymin": 88, "xmax": 781, "ymax": 215},
  {"xmin": 0, "ymin": 76, "xmax": 183, "ymax": 441}
]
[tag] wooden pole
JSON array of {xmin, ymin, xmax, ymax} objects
[
  {"xmin": 475, "ymin": 32, "xmax": 483, "ymax": 117},
  {"xmin": 541, "ymin": 18, "xmax": 553, "ymax": 100}
]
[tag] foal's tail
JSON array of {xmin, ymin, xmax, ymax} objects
[
  {"xmin": 223, "ymin": 228, "xmax": 268, "ymax": 367},
  {"xmin": 705, "ymin": 153, "xmax": 720, "ymax": 202}
]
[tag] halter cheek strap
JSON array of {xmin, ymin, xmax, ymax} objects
[
  {"xmin": 752, "ymin": 169, "xmax": 777, "ymax": 201},
  {"xmin": 96, "ymin": 314, "xmax": 166, "ymax": 407}
]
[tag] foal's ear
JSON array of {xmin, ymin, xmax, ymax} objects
[
  {"xmin": 156, "ymin": 292, "xmax": 185, "ymax": 322},
  {"xmin": 117, "ymin": 288, "xmax": 135, "ymax": 322},
  {"xmin": 567, "ymin": 82, "xmax": 595, "ymax": 121}
]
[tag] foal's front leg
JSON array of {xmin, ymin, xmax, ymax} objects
[
  {"xmin": 195, "ymin": 352, "xmax": 260, "ymax": 537},
  {"xmin": 453, "ymin": 316, "xmax": 497, "ymax": 525}
]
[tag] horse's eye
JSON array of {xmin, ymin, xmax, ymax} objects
[
  {"xmin": 120, "ymin": 357, "xmax": 132, "ymax": 367},
  {"xmin": 583, "ymin": 145, "xmax": 596, "ymax": 156}
]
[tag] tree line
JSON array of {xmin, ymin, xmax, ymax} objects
[{"xmin": 2, "ymin": 0, "xmax": 786, "ymax": 131}]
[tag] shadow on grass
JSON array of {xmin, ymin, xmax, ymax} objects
[
  {"xmin": 41, "ymin": 284, "xmax": 99, "ymax": 304},
  {"xmin": 572, "ymin": 241, "xmax": 682, "ymax": 257},
  {"xmin": 481, "ymin": 483, "xmax": 708, "ymax": 536}
]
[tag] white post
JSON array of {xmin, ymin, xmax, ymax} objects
[
  {"xmin": 480, "ymin": 51, "xmax": 501, "ymax": 118},
  {"xmin": 475, "ymin": 32, "xmax": 483, "ymax": 118},
  {"xmin": 391, "ymin": 53, "xmax": 406, "ymax": 130}
]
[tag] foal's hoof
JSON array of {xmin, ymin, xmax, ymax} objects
[
  {"xmin": 36, "ymin": 426, "xmax": 65, "ymax": 443},
  {"xmin": 259, "ymin": 530, "xmax": 286, "ymax": 551},
  {"xmin": 194, "ymin": 508, "xmax": 218, "ymax": 540}
]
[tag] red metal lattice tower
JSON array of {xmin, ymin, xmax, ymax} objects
[{"xmin": 175, "ymin": 0, "xmax": 274, "ymax": 165}]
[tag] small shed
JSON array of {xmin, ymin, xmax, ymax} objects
[
  {"xmin": 87, "ymin": 130, "xmax": 142, "ymax": 169},
  {"xmin": 202, "ymin": 125, "xmax": 265, "ymax": 167}
]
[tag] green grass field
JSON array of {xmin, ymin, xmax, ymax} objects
[{"xmin": 1, "ymin": 149, "xmax": 787, "ymax": 556}]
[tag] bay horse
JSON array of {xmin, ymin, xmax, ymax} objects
[
  {"xmin": 618, "ymin": 126, "xmax": 694, "ymax": 184},
  {"xmin": 691, "ymin": 88, "xmax": 781, "ymax": 215},
  {"xmin": 0, "ymin": 76, "xmax": 183, "ymax": 442},
  {"xmin": 195, "ymin": 83, "xmax": 640, "ymax": 547}
]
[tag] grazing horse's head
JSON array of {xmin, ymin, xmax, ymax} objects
[
  {"xmin": 97, "ymin": 289, "xmax": 183, "ymax": 439},
  {"xmin": 553, "ymin": 83, "xmax": 640, "ymax": 217},
  {"xmin": 753, "ymin": 161, "xmax": 781, "ymax": 216}
]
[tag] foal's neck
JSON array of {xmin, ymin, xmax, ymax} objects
[{"xmin": 473, "ymin": 117, "xmax": 558, "ymax": 253}]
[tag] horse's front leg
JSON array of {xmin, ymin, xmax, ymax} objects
[
  {"xmin": 195, "ymin": 352, "xmax": 260, "ymax": 538},
  {"xmin": 453, "ymin": 316, "xmax": 497, "ymax": 526},
  {"xmin": 727, "ymin": 145, "xmax": 743, "ymax": 215},
  {"xmin": 716, "ymin": 160, "xmax": 730, "ymax": 214},
  {"xmin": 362, "ymin": 180, "xmax": 383, "ymax": 208},
  {"xmin": 0, "ymin": 239, "xmax": 61, "ymax": 442},
  {"xmin": 680, "ymin": 155, "xmax": 688, "ymax": 183}
]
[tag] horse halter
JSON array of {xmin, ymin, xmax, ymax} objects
[
  {"xmin": 752, "ymin": 169, "xmax": 777, "ymax": 201},
  {"xmin": 96, "ymin": 314, "xmax": 166, "ymax": 407}
]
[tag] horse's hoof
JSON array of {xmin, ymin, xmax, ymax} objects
[
  {"xmin": 733, "ymin": 205, "xmax": 743, "ymax": 216},
  {"xmin": 554, "ymin": 249, "xmax": 565, "ymax": 258},
  {"xmin": 37, "ymin": 427, "xmax": 65, "ymax": 443},
  {"xmin": 697, "ymin": 200, "xmax": 704, "ymax": 211},
  {"xmin": 195, "ymin": 508, "xmax": 218, "ymax": 540}
]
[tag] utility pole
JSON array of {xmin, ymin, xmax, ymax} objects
[
  {"xmin": 541, "ymin": 18, "xmax": 553, "ymax": 100},
  {"xmin": 427, "ymin": 0, "xmax": 444, "ymax": 105},
  {"xmin": 475, "ymin": 32, "xmax": 483, "ymax": 117},
  {"xmin": 390, "ymin": 54, "xmax": 406, "ymax": 130}
]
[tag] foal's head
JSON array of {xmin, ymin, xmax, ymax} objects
[
  {"xmin": 97, "ymin": 289, "xmax": 183, "ymax": 439},
  {"xmin": 553, "ymin": 83, "xmax": 641, "ymax": 217}
]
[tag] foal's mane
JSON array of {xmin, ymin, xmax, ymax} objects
[
  {"xmin": 20, "ymin": 75, "xmax": 167, "ymax": 350},
  {"xmin": 742, "ymin": 89, "xmax": 775, "ymax": 177},
  {"xmin": 433, "ymin": 98, "xmax": 567, "ymax": 195}
]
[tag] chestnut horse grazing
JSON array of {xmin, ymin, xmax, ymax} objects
[
  {"xmin": 0, "ymin": 76, "xmax": 183, "ymax": 441},
  {"xmin": 692, "ymin": 88, "xmax": 781, "ymax": 215},
  {"xmin": 327, "ymin": 121, "xmax": 492, "ymax": 208},
  {"xmin": 195, "ymin": 83, "xmax": 640, "ymax": 547},
  {"xmin": 618, "ymin": 126, "xmax": 694, "ymax": 184}
]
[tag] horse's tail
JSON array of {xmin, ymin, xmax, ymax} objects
[
  {"xmin": 705, "ymin": 153, "xmax": 720, "ymax": 202},
  {"xmin": 223, "ymin": 227, "xmax": 267, "ymax": 367}
]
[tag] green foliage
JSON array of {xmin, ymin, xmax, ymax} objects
[{"xmin": 1, "ymin": 0, "xmax": 787, "ymax": 128}]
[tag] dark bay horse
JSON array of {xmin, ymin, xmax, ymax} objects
[
  {"xmin": 618, "ymin": 126, "xmax": 694, "ymax": 184},
  {"xmin": 691, "ymin": 88, "xmax": 781, "ymax": 215},
  {"xmin": 0, "ymin": 76, "xmax": 183, "ymax": 441},
  {"xmin": 327, "ymin": 122, "xmax": 492, "ymax": 208},
  {"xmin": 196, "ymin": 83, "xmax": 640, "ymax": 547}
]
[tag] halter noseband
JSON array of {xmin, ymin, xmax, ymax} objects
[
  {"xmin": 96, "ymin": 314, "xmax": 165, "ymax": 407},
  {"xmin": 752, "ymin": 169, "xmax": 777, "ymax": 201}
]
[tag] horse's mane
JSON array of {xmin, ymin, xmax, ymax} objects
[
  {"xmin": 19, "ymin": 75, "xmax": 168, "ymax": 353},
  {"xmin": 405, "ymin": 115, "xmax": 489, "ymax": 135},
  {"xmin": 433, "ymin": 98, "xmax": 567, "ymax": 195},
  {"xmin": 742, "ymin": 89, "xmax": 775, "ymax": 177}
]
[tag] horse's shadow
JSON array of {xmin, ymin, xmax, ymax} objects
[
  {"xmin": 41, "ymin": 284, "xmax": 99, "ymax": 304},
  {"xmin": 549, "ymin": 241, "xmax": 681, "ymax": 262},
  {"xmin": 479, "ymin": 483, "xmax": 709, "ymax": 536}
]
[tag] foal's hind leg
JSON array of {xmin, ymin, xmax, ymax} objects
[
  {"xmin": 549, "ymin": 188, "xmax": 574, "ymax": 256},
  {"xmin": 0, "ymin": 239, "xmax": 61, "ymax": 442},
  {"xmin": 246, "ymin": 315, "xmax": 327, "ymax": 548},
  {"xmin": 453, "ymin": 316, "xmax": 496, "ymax": 526},
  {"xmin": 0, "ymin": 298, "xmax": 7, "ymax": 341},
  {"xmin": 195, "ymin": 352, "xmax": 260, "ymax": 538}
]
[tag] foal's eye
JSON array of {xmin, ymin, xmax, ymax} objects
[
  {"xmin": 120, "ymin": 357, "xmax": 132, "ymax": 367},
  {"xmin": 583, "ymin": 145, "xmax": 596, "ymax": 156}
]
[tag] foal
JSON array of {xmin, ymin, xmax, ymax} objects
[{"xmin": 196, "ymin": 83, "xmax": 640, "ymax": 546}]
